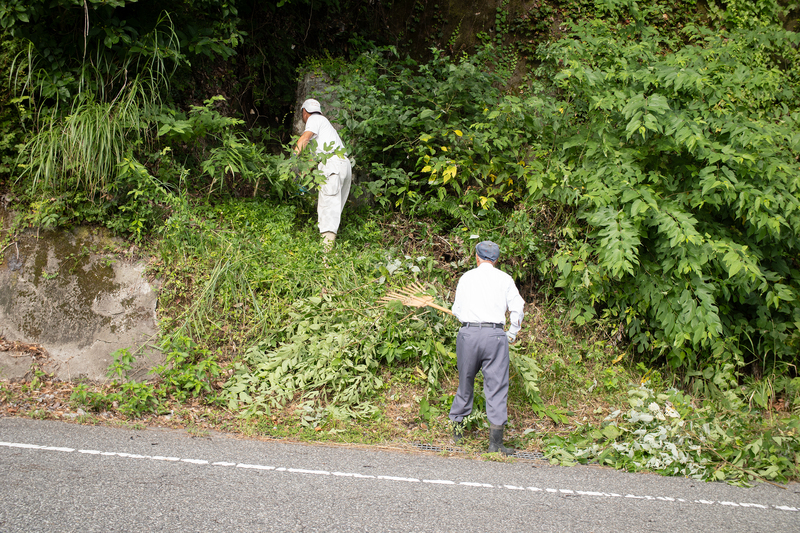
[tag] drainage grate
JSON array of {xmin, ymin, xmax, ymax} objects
[
  {"xmin": 412, "ymin": 442, "xmax": 452, "ymax": 453},
  {"xmin": 411, "ymin": 442, "xmax": 545, "ymax": 460},
  {"xmin": 412, "ymin": 442, "xmax": 441, "ymax": 451},
  {"xmin": 514, "ymin": 451, "xmax": 545, "ymax": 460}
]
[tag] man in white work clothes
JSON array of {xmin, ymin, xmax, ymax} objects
[
  {"xmin": 450, "ymin": 241, "xmax": 525, "ymax": 455},
  {"xmin": 294, "ymin": 98, "xmax": 352, "ymax": 250}
]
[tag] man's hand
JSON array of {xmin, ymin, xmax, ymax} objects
[
  {"xmin": 295, "ymin": 130, "xmax": 314, "ymax": 154},
  {"xmin": 506, "ymin": 331, "xmax": 516, "ymax": 344}
]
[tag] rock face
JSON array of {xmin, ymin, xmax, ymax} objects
[
  {"xmin": 293, "ymin": 71, "xmax": 372, "ymax": 207},
  {"xmin": 0, "ymin": 216, "xmax": 162, "ymax": 381},
  {"xmin": 293, "ymin": 71, "xmax": 344, "ymax": 138}
]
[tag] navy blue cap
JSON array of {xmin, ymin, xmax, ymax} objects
[{"xmin": 476, "ymin": 241, "xmax": 500, "ymax": 262}]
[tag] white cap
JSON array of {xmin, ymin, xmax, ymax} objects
[{"xmin": 301, "ymin": 98, "xmax": 322, "ymax": 114}]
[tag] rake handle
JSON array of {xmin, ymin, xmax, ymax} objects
[{"xmin": 427, "ymin": 302, "xmax": 454, "ymax": 316}]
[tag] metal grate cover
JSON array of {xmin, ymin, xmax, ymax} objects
[
  {"xmin": 411, "ymin": 442, "xmax": 453, "ymax": 452},
  {"xmin": 411, "ymin": 442, "xmax": 545, "ymax": 460},
  {"xmin": 514, "ymin": 451, "xmax": 545, "ymax": 460}
]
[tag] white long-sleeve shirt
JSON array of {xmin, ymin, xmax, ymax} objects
[
  {"xmin": 304, "ymin": 114, "xmax": 346, "ymax": 156},
  {"xmin": 452, "ymin": 262, "xmax": 525, "ymax": 338}
]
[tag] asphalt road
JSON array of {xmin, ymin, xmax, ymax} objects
[{"xmin": 1, "ymin": 417, "xmax": 798, "ymax": 532}]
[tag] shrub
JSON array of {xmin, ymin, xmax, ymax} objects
[{"xmin": 533, "ymin": 19, "xmax": 800, "ymax": 375}]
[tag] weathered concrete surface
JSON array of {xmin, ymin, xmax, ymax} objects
[
  {"xmin": 0, "ymin": 214, "xmax": 162, "ymax": 381},
  {"xmin": 292, "ymin": 71, "xmax": 345, "ymax": 138}
]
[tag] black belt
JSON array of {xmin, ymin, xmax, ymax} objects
[{"xmin": 461, "ymin": 322, "xmax": 504, "ymax": 329}]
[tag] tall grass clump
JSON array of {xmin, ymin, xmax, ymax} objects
[
  {"xmin": 13, "ymin": 15, "xmax": 179, "ymax": 199},
  {"xmin": 19, "ymin": 83, "xmax": 154, "ymax": 197}
]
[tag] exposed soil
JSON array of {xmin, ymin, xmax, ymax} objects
[{"xmin": 0, "ymin": 372, "xmax": 572, "ymax": 459}]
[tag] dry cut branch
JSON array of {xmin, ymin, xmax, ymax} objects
[{"xmin": 379, "ymin": 282, "xmax": 453, "ymax": 315}]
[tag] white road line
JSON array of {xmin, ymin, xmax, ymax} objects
[
  {"xmin": 0, "ymin": 442, "xmax": 44, "ymax": 449},
  {"xmin": 378, "ymin": 475, "xmax": 420, "ymax": 482},
  {"xmin": 181, "ymin": 458, "xmax": 208, "ymax": 465},
  {"xmin": 740, "ymin": 503, "xmax": 768, "ymax": 509},
  {"xmin": 288, "ymin": 468, "xmax": 330, "ymax": 475},
  {"xmin": 42, "ymin": 446, "xmax": 75, "ymax": 452},
  {"xmin": 118, "ymin": 453, "xmax": 149, "ymax": 459},
  {"xmin": 236, "ymin": 463, "xmax": 275, "ymax": 470},
  {"xmin": 332, "ymin": 471, "xmax": 375, "ymax": 479},
  {"xmin": 1, "ymin": 440, "xmax": 796, "ymax": 513}
]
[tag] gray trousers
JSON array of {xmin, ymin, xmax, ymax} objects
[{"xmin": 449, "ymin": 326, "xmax": 509, "ymax": 426}]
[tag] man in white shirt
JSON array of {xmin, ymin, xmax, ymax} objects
[
  {"xmin": 294, "ymin": 98, "xmax": 352, "ymax": 250},
  {"xmin": 450, "ymin": 241, "xmax": 525, "ymax": 455}
]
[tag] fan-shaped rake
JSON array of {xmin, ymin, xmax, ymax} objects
[{"xmin": 378, "ymin": 281, "xmax": 453, "ymax": 315}]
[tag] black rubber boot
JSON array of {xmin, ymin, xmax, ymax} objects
[
  {"xmin": 487, "ymin": 424, "xmax": 515, "ymax": 456},
  {"xmin": 452, "ymin": 421, "xmax": 465, "ymax": 444}
]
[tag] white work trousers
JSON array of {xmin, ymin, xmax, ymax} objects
[{"xmin": 317, "ymin": 155, "xmax": 352, "ymax": 234}]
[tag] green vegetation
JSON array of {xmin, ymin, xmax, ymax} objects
[
  {"xmin": 542, "ymin": 19, "xmax": 800, "ymax": 376},
  {"xmin": 550, "ymin": 383, "xmax": 800, "ymax": 485},
  {"xmin": 0, "ymin": 0, "xmax": 798, "ymax": 487}
]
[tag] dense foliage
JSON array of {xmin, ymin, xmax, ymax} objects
[
  {"xmin": 1, "ymin": 0, "xmax": 799, "ymax": 484},
  {"xmin": 0, "ymin": 0, "xmax": 374, "ymax": 233},
  {"xmin": 542, "ymin": 19, "xmax": 800, "ymax": 377},
  {"xmin": 0, "ymin": 0, "xmax": 241, "ymax": 101},
  {"xmin": 328, "ymin": 7, "xmax": 800, "ymax": 382},
  {"xmin": 152, "ymin": 200, "xmax": 464, "ymax": 422}
]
